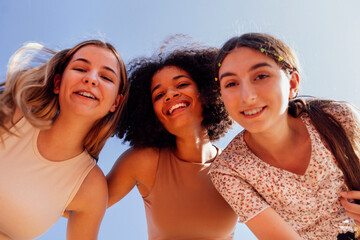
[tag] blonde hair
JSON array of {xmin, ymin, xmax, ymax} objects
[{"xmin": 0, "ymin": 40, "xmax": 128, "ymax": 159}]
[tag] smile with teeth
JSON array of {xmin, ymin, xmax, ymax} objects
[
  {"xmin": 76, "ymin": 91, "xmax": 97, "ymax": 99},
  {"xmin": 242, "ymin": 107, "xmax": 264, "ymax": 116},
  {"xmin": 167, "ymin": 102, "xmax": 188, "ymax": 115}
]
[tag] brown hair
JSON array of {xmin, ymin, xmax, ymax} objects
[
  {"xmin": 0, "ymin": 40, "xmax": 128, "ymax": 159},
  {"xmin": 216, "ymin": 33, "xmax": 360, "ymax": 191},
  {"xmin": 289, "ymin": 99, "xmax": 360, "ymax": 192}
]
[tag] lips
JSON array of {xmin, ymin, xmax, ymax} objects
[
  {"xmin": 242, "ymin": 106, "xmax": 265, "ymax": 116},
  {"xmin": 75, "ymin": 91, "xmax": 97, "ymax": 100},
  {"xmin": 166, "ymin": 101, "xmax": 189, "ymax": 115}
]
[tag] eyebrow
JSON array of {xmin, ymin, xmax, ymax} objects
[
  {"xmin": 219, "ymin": 62, "xmax": 273, "ymax": 81},
  {"xmin": 151, "ymin": 74, "xmax": 190, "ymax": 94},
  {"xmin": 72, "ymin": 58, "xmax": 118, "ymax": 76}
]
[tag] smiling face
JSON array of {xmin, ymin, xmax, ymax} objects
[
  {"xmin": 151, "ymin": 66, "xmax": 203, "ymax": 135},
  {"xmin": 219, "ymin": 47, "xmax": 299, "ymax": 134},
  {"xmin": 54, "ymin": 45, "xmax": 122, "ymax": 121}
]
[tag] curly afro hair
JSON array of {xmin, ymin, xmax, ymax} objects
[{"xmin": 116, "ymin": 47, "xmax": 232, "ymax": 148}]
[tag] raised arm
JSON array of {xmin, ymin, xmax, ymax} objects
[
  {"xmin": 106, "ymin": 147, "xmax": 159, "ymax": 208},
  {"xmin": 65, "ymin": 166, "xmax": 108, "ymax": 240}
]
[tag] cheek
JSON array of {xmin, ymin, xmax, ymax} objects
[
  {"xmin": 221, "ymin": 91, "xmax": 235, "ymax": 111},
  {"xmin": 278, "ymin": 81, "xmax": 292, "ymax": 102},
  {"xmin": 152, "ymin": 102, "xmax": 163, "ymax": 119}
]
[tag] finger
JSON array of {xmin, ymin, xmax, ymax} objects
[
  {"xmin": 341, "ymin": 191, "xmax": 360, "ymax": 200},
  {"xmin": 340, "ymin": 198, "xmax": 360, "ymax": 213}
]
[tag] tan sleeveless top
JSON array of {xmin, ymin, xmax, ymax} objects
[
  {"xmin": 143, "ymin": 148, "xmax": 237, "ymax": 240},
  {"xmin": 0, "ymin": 118, "xmax": 96, "ymax": 240}
]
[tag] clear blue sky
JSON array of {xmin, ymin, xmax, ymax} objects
[{"xmin": 1, "ymin": 0, "xmax": 359, "ymax": 239}]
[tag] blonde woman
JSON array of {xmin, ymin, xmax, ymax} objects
[{"xmin": 0, "ymin": 40, "xmax": 128, "ymax": 239}]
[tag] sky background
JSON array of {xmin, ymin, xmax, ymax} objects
[{"xmin": 1, "ymin": 0, "xmax": 360, "ymax": 239}]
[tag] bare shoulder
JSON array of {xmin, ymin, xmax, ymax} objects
[
  {"xmin": 67, "ymin": 165, "xmax": 107, "ymax": 212},
  {"xmin": 112, "ymin": 147, "xmax": 160, "ymax": 174},
  {"xmin": 107, "ymin": 147, "xmax": 160, "ymax": 200},
  {"xmin": 65, "ymin": 166, "xmax": 107, "ymax": 238}
]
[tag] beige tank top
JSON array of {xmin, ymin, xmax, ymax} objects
[
  {"xmin": 143, "ymin": 148, "xmax": 237, "ymax": 240},
  {"xmin": 0, "ymin": 118, "xmax": 96, "ymax": 240}
]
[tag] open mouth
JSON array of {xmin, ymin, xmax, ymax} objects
[
  {"xmin": 167, "ymin": 102, "xmax": 189, "ymax": 115},
  {"xmin": 242, "ymin": 107, "xmax": 265, "ymax": 116},
  {"xmin": 75, "ymin": 91, "xmax": 97, "ymax": 100}
]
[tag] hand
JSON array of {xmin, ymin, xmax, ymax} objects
[{"xmin": 340, "ymin": 191, "xmax": 360, "ymax": 225}]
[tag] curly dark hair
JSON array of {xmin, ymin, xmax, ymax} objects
[{"xmin": 116, "ymin": 48, "xmax": 232, "ymax": 148}]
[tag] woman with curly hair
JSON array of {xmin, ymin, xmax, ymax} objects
[
  {"xmin": 0, "ymin": 40, "xmax": 127, "ymax": 239},
  {"xmin": 107, "ymin": 46, "xmax": 238, "ymax": 239}
]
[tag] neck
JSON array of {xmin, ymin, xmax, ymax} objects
[
  {"xmin": 37, "ymin": 114, "xmax": 96, "ymax": 161},
  {"xmin": 174, "ymin": 127, "xmax": 217, "ymax": 164},
  {"xmin": 244, "ymin": 115, "xmax": 301, "ymax": 162}
]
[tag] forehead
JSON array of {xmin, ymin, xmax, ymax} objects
[
  {"xmin": 220, "ymin": 47, "xmax": 277, "ymax": 71},
  {"xmin": 151, "ymin": 66, "xmax": 192, "ymax": 87},
  {"xmin": 70, "ymin": 45, "xmax": 120, "ymax": 71}
]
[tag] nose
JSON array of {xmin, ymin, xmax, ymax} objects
[
  {"xmin": 240, "ymin": 82, "xmax": 257, "ymax": 103},
  {"xmin": 164, "ymin": 90, "xmax": 180, "ymax": 102},
  {"xmin": 83, "ymin": 71, "xmax": 99, "ymax": 86}
]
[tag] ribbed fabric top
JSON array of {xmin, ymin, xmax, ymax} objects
[
  {"xmin": 0, "ymin": 118, "xmax": 95, "ymax": 240},
  {"xmin": 143, "ymin": 148, "xmax": 237, "ymax": 240}
]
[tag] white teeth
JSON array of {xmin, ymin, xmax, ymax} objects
[
  {"xmin": 168, "ymin": 103, "xmax": 187, "ymax": 114},
  {"xmin": 243, "ymin": 107, "xmax": 263, "ymax": 116},
  {"xmin": 78, "ymin": 91, "xmax": 96, "ymax": 99}
]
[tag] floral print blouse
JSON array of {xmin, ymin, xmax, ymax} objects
[{"xmin": 210, "ymin": 102, "xmax": 360, "ymax": 239}]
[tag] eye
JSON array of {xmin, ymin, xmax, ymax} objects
[
  {"xmin": 224, "ymin": 81, "xmax": 237, "ymax": 88},
  {"xmin": 154, "ymin": 92, "xmax": 164, "ymax": 101},
  {"xmin": 73, "ymin": 68, "xmax": 86, "ymax": 72},
  {"xmin": 101, "ymin": 75, "xmax": 113, "ymax": 82},
  {"xmin": 177, "ymin": 82, "xmax": 190, "ymax": 88},
  {"xmin": 255, "ymin": 74, "xmax": 269, "ymax": 81}
]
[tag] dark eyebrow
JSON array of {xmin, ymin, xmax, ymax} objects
[
  {"xmin": 173, "ymin": 74, "xmax": 190, "ymax": 80},
  {"xmin": 73, "ymin": 58, "xmax": 89, "ymax": 64},
  {"xmin": 219, "ymin": 72, "xmax": 236, "ymax": 81},
  {"xmin": 151, "ymin": 75, "xmax": 190, "ymax": 94},
  {"xmin": 219, "ymin": 62, "xmax": 273, "ymax": 81},
  {"xmin": 249, "ymin": 62, "xmax": 272, "ymax": 71},
  {"xmin": 151, "ymin": 84, "xmax": 161, "ymax": 94},
  {"xmin": 72, "ymin": 58, "xmax": 118, "ymax": 76}
]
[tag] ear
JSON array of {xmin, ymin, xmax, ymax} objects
[
  {"xmin": 53, "ymin": 74, "xmax": 62, "ymax": 94},
  {"xmin": 109, "ymin": 94, "xmax": 124, "ymax": 113},
  {"xmin": 289, "ymin": 71, "xmax": 300, "ymax": 98}
]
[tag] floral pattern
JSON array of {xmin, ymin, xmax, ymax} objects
[{"xmin": 210, "ymin": 102, "xmax": 360, "ymax": 239}]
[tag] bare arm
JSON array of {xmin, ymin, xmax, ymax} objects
[
  {"xmin": 65, "ymin": 166, "xmax": 108, "ymax": 240},
  {"xmin": 246, "ymin": 207, "xmax": 302, "ymax": 240},
  {"xmin": 106, "ymin": 147, "xmax": 159, "ymax": 208}
]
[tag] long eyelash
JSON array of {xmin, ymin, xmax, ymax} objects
[
  {"xmin": 154, "ymin": 93, "xmax": 164, "ymax": 101},
  {"xmin": 178, "ymin": 83, "xmax": 190, "ymax": 88},
  {"xmin": 102, "ymin": 76, "xmax": 112, "ymax": 82}
]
